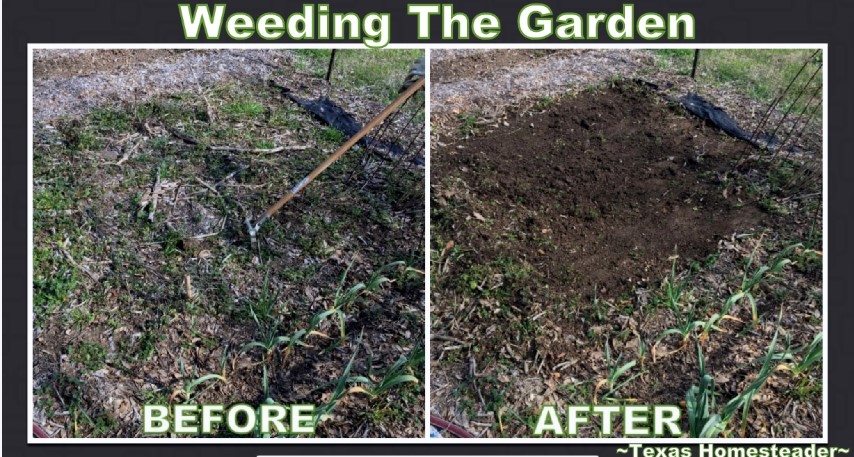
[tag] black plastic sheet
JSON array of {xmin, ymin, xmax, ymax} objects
[
  {"xmin": 272, "ymin": 81, "xmax": 408, "ymax": 160},
  {"xmin": 679, "ymin": 92, "xmax": 799, "ymax": 152}
]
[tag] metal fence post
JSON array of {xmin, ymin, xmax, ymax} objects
[
  {"xmin": 691, "ymin": 49, "xmax": 700, "ymax": 79},
  {"xmin": 325, "ymin": 49, "xmax": 337, "ymax": 82}
]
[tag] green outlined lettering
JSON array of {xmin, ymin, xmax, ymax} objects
[
  {"xmin": 533, "ymin": 404, "xmax": 684, "ymax": 437},
  {"xmin": 141, "ymin": 403, "xmax": 318, "ymax": 435}
]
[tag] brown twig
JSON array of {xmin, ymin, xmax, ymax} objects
[
  {"xmin": 209, "ymin": 145, "xmax": 296, "ymax": 154},
  {"xmin": 184, "ymin": 275, "xmax": 196, "ymax": 299},
  {"xmin": 431, "ymin": 334, "xmax": 468, "ymax": 345},
  {"xmin": 114, "ymin": 135, "xmax": 142, "ymax": 166},
  {"xmin": 60, "ymin": 248, "xmax": 98, "ymax": 282},
  {"xmin": 193, "ymin": 176, "xmax": 222, "ymax": 197},
  {"xmin": 165, "ymin": 124, "xmax": 306, "ymax": 155},
  {"xmin": 147, "ymin": 166, "xmax": 162, "ymax": 222},
  {"xmin": 213, "ymin": 165, "xmax": 249, "ymax": 188},
  {"xmin": 198, "ymin": 84, "xmax": 217, "ymax": 124}
]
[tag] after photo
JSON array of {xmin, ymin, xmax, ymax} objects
[{"xmin": 429, "ymin": 48, "xmax": 825, "ymax": 438}]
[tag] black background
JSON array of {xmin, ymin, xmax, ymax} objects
[{"xmin": 4, "ymin": 1, "xmax": 853, "ymax": 456}]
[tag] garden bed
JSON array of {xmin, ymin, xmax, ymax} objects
[{"xmin": 431, "ymin": 78, "xmax": 823, "ymax": 438}]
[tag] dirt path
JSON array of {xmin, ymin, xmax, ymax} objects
[{"xmin": 33, "ymin": 49, "xmax": 294, "ymax": 124}]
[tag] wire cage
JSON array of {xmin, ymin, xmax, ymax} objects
[
  {"xmin": 686, "ymin": 49, "xmax": 824, "ymax": 231},
  {"xmin": 736, "ymin": 50, "xmax": 824, "ymax": 199},
  {"xmin": 352, "ymin": 79, "xmax": 426, "ymax": 194}
]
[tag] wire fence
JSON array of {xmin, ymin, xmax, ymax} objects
[
  {"xmin": 693, "ymin": 49, "xmax": 824, "ymax": 200},
  {"xmin": 355, "ymin": 86, "xmax": 426, "ymax": 193}
]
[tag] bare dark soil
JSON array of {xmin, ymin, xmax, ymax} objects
[
  {"xmin": 431, "ymin": 80, "xmax": 823, "ymax": 438},
  {"xmin": 435, "ymin": 82, "xmax": 768, "ymax": 298}
]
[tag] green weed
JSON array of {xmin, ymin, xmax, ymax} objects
[
  {"xmin": 686, "ymin": 313, "xmax": 785, "ymax": 437},
  {"xmin": 595, "ymin": 342, "xmax": 641, "ymax": 403},
  {"xmin": 223, "ymin": 100, "xmax": 265, "ymax": 118},
  {"xmin": 458, "ymin": 113, "xmax": 478, "ymax": 137},
  {"xmin": 70, "ymin": 341, "xmax": 107, "ymax": 372}
]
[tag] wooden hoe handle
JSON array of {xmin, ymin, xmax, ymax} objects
[{"xmin": 255, "ymin": 76, "xmax": 425, "ymax": 228}]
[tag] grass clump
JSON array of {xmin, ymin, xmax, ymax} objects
[
  {"xmin": 223, "ymin": 100, "xmax": 265, "ymax": 118},
  {"xmin": 653, "ymin": 49, "xmax": 822, "ymax": 109},
  {"xmin": 70, "ymin": 341, "xmax": 107, "ymax": 372},
  {"xmin": 293, "ymin": 49, "xmax": 423, "ymax": 103}
]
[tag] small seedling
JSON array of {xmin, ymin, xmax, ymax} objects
[
  {"xmin": 663, "ymin": 258, "xmax": 685, "ymax": 310},
  {"xmin": 724, "ymin": 242, "xmax": 797, "ymax": 323},
  {"xmin": 686, "ymin": 310, "xmax": 786, "ymax": 437},
  {"xmin": 594, "ymin": 342, "xmax": 641, "ymax": 403}
]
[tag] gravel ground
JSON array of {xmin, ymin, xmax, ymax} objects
[
  {"xmin": 431, "ymin": 49, "xmax": 650, "ymax": 119},
  {"xmin": 33, "ymin": 49, "xmax": 294, "ymax": 124}
]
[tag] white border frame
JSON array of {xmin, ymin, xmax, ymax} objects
[{"xmin": 27, "ymin": 43, "xmax": 828, "ymax": 445}]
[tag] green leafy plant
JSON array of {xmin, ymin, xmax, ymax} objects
[
  {"xmin": 686, "ymin": 311, "xmax": 786, "ymax": 437},
  {"xmin": 70, "ymin": 340, "xmax": 107, "ymax": 372},
  {"xmin": 724, "ymin": 243, "xmax": 798, "ymax": 323},
  {"xmin": 663, "ymin": 258, "xmax": 685, "ymax": 310},
  {"xmin": 246, "ymin": 273, "xmax": 279, "ymax": 327},
  {"xmin": 313, "ymin": 334, "xmax": 364, "ymax": 425},
  {"xmin": 776, "ymin": 331, "xmax": 823, "ymax": 376},
  {"xmin": 311, "ymin": 334, "xmax": 422, "ymax": 430},
  {"xmin": 658, "ymin": 306, "xmax": 704, "ymax": 347},
  {"xmin": 595, "ymin": 342, "xmax": 641, "ymax": 403},
  {"xmin": 697, "ymin": 312, "xmax": 732, "ymax": 343},
  {"xmin": 685, "ymin": 341, "xmax": 724, "ymax": 437},
  {"xmin": 241, "ymin": 262, "xmax": 406, "ymax": 428},
  {"xmin": 351, "ymin": 347, "xmax": 423, "ymax": 397},
  {"xmin": 722, "ymin": 322, "xmax": 785, "ymax": 437}
]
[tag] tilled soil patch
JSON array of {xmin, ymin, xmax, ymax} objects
[{"xmin": 434, "ymin": 81, "xmax": 769, "ymax": 299}]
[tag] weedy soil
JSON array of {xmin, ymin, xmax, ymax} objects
[{"xmin": 32, "ymin": 49, "xmax": 425, "ymax": 438}]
